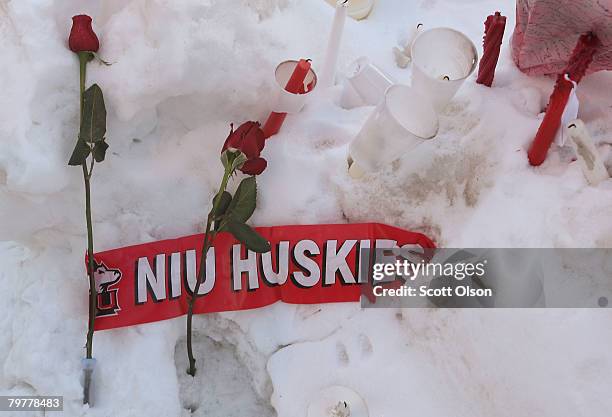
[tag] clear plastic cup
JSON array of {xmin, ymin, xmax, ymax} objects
[
  {"xmin": 348, "ymin": 85, "xmax": 439, "ymax": 175},
  {"xmin": 81, "ymin": 357, "xmax": 97, "ymax": 406},
  {"xmin": 410, "ymin": 27, "xmax": 478, "ymax": 112},
  {"xmin": 271, "ymin": 60, "xmax": 317, "ymax": 114},
  {"xmin": 340, "ymin": 57, "xmax": 395, "ymax": 109}
]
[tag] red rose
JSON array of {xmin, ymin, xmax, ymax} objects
[
  {"xmin": 240, "ymin": 157, "xmax": 267, "ymax": 175},
  {"xmin": 222, "ymin": 121, "xmax": 267, "ymax": 175},
  {"xmin": 69, "ymin": 15, "xmax": 100, "ymax": 53}
]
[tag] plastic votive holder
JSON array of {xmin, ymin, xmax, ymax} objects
[
  {"xmin": 271, "ymin": 60, "xmax": 317, "ymax": 114},
  {"xmin": 348, "ymin": 85, "xmax": 439, "ymax": 174},
  {"xmin": 340, "ymin": 57, "xmax": 395, "ymax": 109},
  {"xmin": 410, "ymin": 27, "xmax": 478, "ymax": 112}
]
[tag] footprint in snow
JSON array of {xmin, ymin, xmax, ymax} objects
[
  {"xmin": 358, "ymin": 333, "xmax": 373, "ymax": 357},
  {"xmin": 336, "ymin": 341, "xmax": 350, "ymax": 366}
]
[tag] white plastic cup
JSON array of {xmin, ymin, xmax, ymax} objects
[
  {"xmin": 271, "ymin": 60, "xmax": 318, "ymax": 114},
  {"xmin": 410, "ymin": 27, "xmax": 478, "ymax": 112},
  {"xmin": 340, "ymin": 57, "xmax": 395, "ymax": 109},
  {"xmin": 348, "ymin": 85, "xmax": 439, "ymax": 174},
  {"xmin": 81, "ymin": 358, "xmax": 97, "ymax": 406}
]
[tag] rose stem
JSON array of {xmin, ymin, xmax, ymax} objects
[
  {"xmin": 186, "ymin": 165, "xmax": 232, "ymax": 376},
  {"xmin": 78, "ymin": 51, "xmax": 97, "ymax": 360}
]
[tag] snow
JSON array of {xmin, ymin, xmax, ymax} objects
[{"xmin": 1, "ymin": 0, "xmax": 612, "ymax": 416}]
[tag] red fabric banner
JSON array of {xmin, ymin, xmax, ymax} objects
[{"xmin": 91, "ymin": 223, "xmax": 435, "ymax": 330}]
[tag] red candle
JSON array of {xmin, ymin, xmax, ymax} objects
[
  {"xmin": 528, "ymin": 33, "xmax": 600, "ymax": 166},
  {"xmin": 476, "ymin": 12, "xmax": 506, "ymax": 87},
  {"xmin": 263, "ymin": 59, "xmax": 312, "ymax": 139},
  {"xmin": 562, "ymin": 32, "xmax": 600, "ymax": 84}
]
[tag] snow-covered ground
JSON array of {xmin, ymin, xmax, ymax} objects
[{"xmin": 1, "ymin": 0, "xmax": 612, "ymax": 416}]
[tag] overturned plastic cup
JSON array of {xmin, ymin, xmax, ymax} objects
[
  {"xmin": 270, "ymin": 59, "xmax": 317, "ymax": 114},
  {"xmin": 410, "ymin": 27, "xmax": 478, "ymax": 112},
  {"xmin": 340, "ymin": 57, "xmax": 395, "ymax": 109},
  {"xmin": 348, "ymin": 85, "xmax": 439, "ymax": 176}
]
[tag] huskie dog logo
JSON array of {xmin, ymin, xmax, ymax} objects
[{"xmin": 93, "ymin": 261, "xmax": 122, "ymax": 317}]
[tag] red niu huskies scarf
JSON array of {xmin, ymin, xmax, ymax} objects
[{"xmin": 91, "ymin": 223, "xmax": 435, "ymax": 330}]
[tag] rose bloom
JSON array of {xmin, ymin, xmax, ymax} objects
[
  {"xmin": 222, "ymin": 121, "xmax": 268, "ymax": 175},
  {"xmin": 69, "ymin": 15, "xmax": 100, "ymax": 53}
]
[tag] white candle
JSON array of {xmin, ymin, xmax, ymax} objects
[
  {"xmin": 330, "ymin": 401, "xmax": 350, "ymax": 417},
  {"xmin": 393, "ymin": 23, "xmax": 424, "ymax": 68},
  {"xmin": 566, "ymin": 119, "xmax": 609, "ymax": 186},
  {"xmin": 325, "ymin": 0, "xmax": 374, "ymax": 20},
  {"xmin": 320, "ymin": 0, "xmax": 348, "ymax": 89},
  {"xmin": 307, "ymin": 386, "xmax": 368, "ymax": 417}
]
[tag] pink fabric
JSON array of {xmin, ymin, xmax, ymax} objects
[{"xmin": 512, "ymin": 0, "xmax": 612, "ymax": 76}]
